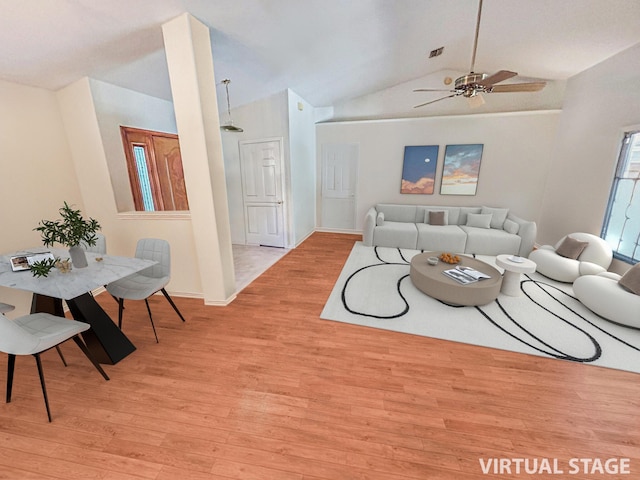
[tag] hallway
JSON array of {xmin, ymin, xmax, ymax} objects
[{"xmin": 232, "ymin": 244, "xmax": 290, "ymax": 293}]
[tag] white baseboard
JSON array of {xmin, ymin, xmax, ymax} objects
[{"xmin": 314, "ymin": 227, "xmax": 362, "ymax": 236}]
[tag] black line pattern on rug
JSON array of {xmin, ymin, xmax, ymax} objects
[
  {"xmin": 341, "ymin": 247, "xmax": 410, "ymax": 319},
  {"xmin": 522, "ymin": 274, "xmax": 640, "ymax": 353},
  {"xmin": 340, "ymin": 249, "xmax": 638, "ymax": 363},
  {"xmin": 475, "ymin": 300, "xmax": 602, "ymax": 362}
]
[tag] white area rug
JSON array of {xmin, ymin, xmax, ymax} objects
[{"xmin": 321, "ymin": 242, "xmax": 640, "ymax": 374}]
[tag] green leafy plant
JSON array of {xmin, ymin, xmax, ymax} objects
[
  {"xmin": 29, "ymin": 258, "xmax": 57, "ymax": 278},
  {"xmin": 34, "ymin": 202, "xmax": 101, "ymax": 248}
]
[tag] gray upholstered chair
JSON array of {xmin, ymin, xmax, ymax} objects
[
  {"xmin": 528, "ymin": 232, "xmax": 613, "ymax": 283},
  {"xmin": 0, "ymin": 312, "xmax": 109, "ymax": 421},
  {"xmin": 105, "ymin": 238, "xmax": 185, "ymax": 342},
  {"xmin": 82, "ymin": 232, "xmax": 106, "ymax": 255},
  {"xmin": 573, "ymin": 270, "xmax": 640, "ymax": 328}
]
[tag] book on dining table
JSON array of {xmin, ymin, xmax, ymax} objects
[{"xmin": 10, "ymin": 252, "xmax": 55, "ymax": 272}]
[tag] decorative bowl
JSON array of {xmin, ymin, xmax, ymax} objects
[
  {"xmin": 427, "ymin": 256, "xmax": 439, "ymax": 266},
  {"xmin": 439, "ymin": 252, "xmax": 461, "ymax": 264}
]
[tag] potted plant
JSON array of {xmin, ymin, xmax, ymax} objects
[{"xmin": 34, "ymin": 202, "xmax": 101, "ymax": 268}]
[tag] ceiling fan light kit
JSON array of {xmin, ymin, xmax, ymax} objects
[{"xmin": 413, "ymin": 0, "xmax": 546, "ymax": 109}]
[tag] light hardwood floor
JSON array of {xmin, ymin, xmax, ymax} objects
[
  {"xmin": 1, "ymin": 232, "xmax": 638, "ymax": 479},
  {"xmin": 233, "ymin": 244, "xmax": 290, "ymax": 293}
]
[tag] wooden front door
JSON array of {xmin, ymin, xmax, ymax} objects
[
  {"xmin": 121, "ymin": 126, "xmax": 189, "ymax": 211},
  {"xmin": 151, "ymin": 135, "xmax": 189, "ymax": 211}
]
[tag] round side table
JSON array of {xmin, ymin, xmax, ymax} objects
[{"xmin": 496, "ymin": 255, "xmax": 537, "ymax": 296}]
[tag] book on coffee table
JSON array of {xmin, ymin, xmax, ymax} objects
[{"xmin": 442, "ymin": 266, "xmax": 491, "ymax": 285}]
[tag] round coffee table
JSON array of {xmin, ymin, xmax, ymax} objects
[
  {"xmin": 495, "ymin": 254, "xmax": 537, "ymax": 296},
  {"xmin": 410, "ymin": 252, "xmax": 502, "ymax": 306}
]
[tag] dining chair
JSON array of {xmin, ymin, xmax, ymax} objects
[
  {"xmin": 82, "ymin": 232, "xmax": 106, "ymax": 255},
  {"xmin": 105, "ymin": 238, "xmax": 185, "ymax": 342},
  {"xmin": 0, "ymin": 312, "xmax": 109, "ymax": 422},
  {"xmin": 1, "ymin": 301, "xmax": 72, "ymax": 367}
]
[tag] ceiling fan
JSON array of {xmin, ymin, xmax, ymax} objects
[{"xmin": 413, "ymin": 0, "xmax": 546, "ymax": 109}]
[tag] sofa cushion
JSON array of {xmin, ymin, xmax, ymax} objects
[
  {"xmin": 458, "ymin": 207, "xmax": 482, "ymax": 225},
  {"xmin": 619, "ymin": 263, "xmax": 640, "ymax": 295},
  {"xmin": 415, "ymin": 206, "xmax": 460, "ymax": 225},
  {"xmin": 377, "ymin": 204, "xmax": 417, "ymax": 223},
  {"xmin": 466, "ymin": 213, "xmax": 492, "ymax": 229},
  {"xmin": 460, "ymin": 226, "xmax": 522, "ymax": 256},
  {"xmin": 416, "ymin": 224, "xmax": 467, "ymax": 252},
  {"xmin": 482, "ymin": 206, "xmax": 509, "ymax": 229},
  {"xmin": 373, "ymin": 221, "xmax": 418, "ymax": 249},
  {"xmin": 503, "ymin": 218, "xmax": 520, "ymax": 235},
  {"xmin": 556, "ymin": 236, "xmax": 589, "ymax": 260},
  {"xmin": 425, "ymin": 210, "xmax": 447, "ymax": 225},
  {"xmin": 376, "ymin": 211, "xmax": 384, "ymax": 226}
]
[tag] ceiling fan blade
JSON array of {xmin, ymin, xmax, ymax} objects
[
  {"xmin": 469, "ymin": 0, "xmax": 483, "ymax": 73},
  {"xmin": 490, "ymin": 82, "xmax": 546, "ymax": 93},
  {"xmin": 478, "ymin": 70, "xmax": 517, "ymax": 86},
  {"xmin": 413, "ymin": 88, "xmax": 455, "ymax": 93},
  {"xmin": 413, "ymin": 93, "xmax": 460, "ymax": 108}
]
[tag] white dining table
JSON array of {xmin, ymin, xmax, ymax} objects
[{"xmin": 0, "ymin": 248, "xmax": 156, "ymax": 364}]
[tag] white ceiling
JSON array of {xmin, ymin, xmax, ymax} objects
[{"xmin": 2, "ymin": 0, "xmax": 640, "ymax": 112}]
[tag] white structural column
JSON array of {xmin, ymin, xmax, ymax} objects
[{"xmin": 162, "ymin": 14, "xmax": 236, "ymax": 305}]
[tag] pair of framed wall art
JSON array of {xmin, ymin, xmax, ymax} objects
[{"xmin": 400, "ymin": 144, "xmax": 483, "ymax": 195}]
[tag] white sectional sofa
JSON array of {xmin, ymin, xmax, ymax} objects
[{"xmin": 362, "ymin": 204, "xmax": 537, "ymax": 257}]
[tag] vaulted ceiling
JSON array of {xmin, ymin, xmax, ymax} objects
[{"xmin": 2, "ymin": 0, "xmax": 640, "ymax": 115}]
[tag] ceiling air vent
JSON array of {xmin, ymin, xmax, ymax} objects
[{"xmin": 429, "ymin": 46, "xmax": 444, "ymax": 58}]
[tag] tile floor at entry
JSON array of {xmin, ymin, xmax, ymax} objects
[{"xmin": 232, "ymin": 244, "xmax": 290, "ymax": 293}]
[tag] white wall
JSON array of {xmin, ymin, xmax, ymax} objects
[
  {"xmin": 539, "ymin": 42, "xmax": 640, "ymax": 243},
  {"xmin": 287, "ymin": 89, "xmax": 317, "ymax": 245},
  {"xmin": 220, "ymin": 91, "xmax": 290, "ymax": 245},
  {"xmin": 90, "ymin": 79, "xmax": 177, "ymax": 212},
  {"xmin": 317, "ymin": 110, "xmax": 561, "ymax": 231},
  {"xmin": 331, "ymin": 69, "xmax": 566, "ymax": 122},
  {"xmin": 0, "ymin": 80, "xmax": 85, "ymax": 316},
  {"xmin": 538, "ymin": 42, "xmax": 640, "ymax": 273}
]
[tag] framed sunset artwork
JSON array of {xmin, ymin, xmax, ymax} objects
[
  {"xmin": 400, "ymin": 145, "xmax": 439, "ymax": 194},
  {"xmin": 440, "ymin": 144, "xmax": 484, "ymax": 195}
]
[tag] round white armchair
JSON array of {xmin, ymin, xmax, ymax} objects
[
  {"xmin": 573, "ymin": 272, "xmax": 640, "ymax": 328},
  {"xmin": 529, "ymin": 232, "xmax": 613, "ymax": 283}
]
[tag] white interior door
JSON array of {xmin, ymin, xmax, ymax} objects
[
  {"xmin": 240, "ymin": 138, "xmax": 286, "ymax": 247},
  {"xmin": 321, "ymin": 143, "xmax": 358, "ymax": 229}
]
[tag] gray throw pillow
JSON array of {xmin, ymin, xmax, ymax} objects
[
  {"xmin": 556, "ymin": 236, "xmax": 589, "ymax": 259},
  {"xmin": 481, "ymin": 206, "xmax": 509, "ymax": 229},
  {"xmin": 619, "ymin": 263, "xmax": 640, "ymax": 295},
  {"xmin": 427, "ymin": 210, "xmax": 447, "ymax": 226},
  {"xmin": 376, "ymin": 212, "xmax": 384, "ymax": 226},
  {"xmin": 503, "ymin": 218, "xmax": 520, "ymax": 235},
  {"xmin": 466, "ymin": 213, "xmax": 492, "ymax": 229}
]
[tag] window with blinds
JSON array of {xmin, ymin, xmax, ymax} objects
[{"xmin": 602, "ymin": 131, "xmax": 640, "ymax": 263}]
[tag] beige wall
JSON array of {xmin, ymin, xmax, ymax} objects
[
  {"xmin": 57, "ymin": 78, "xmax": 204, "ymax": 298},
  {"xmin": 0, "ymin": 79, "xmax": 85, "ymax": 316}
]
